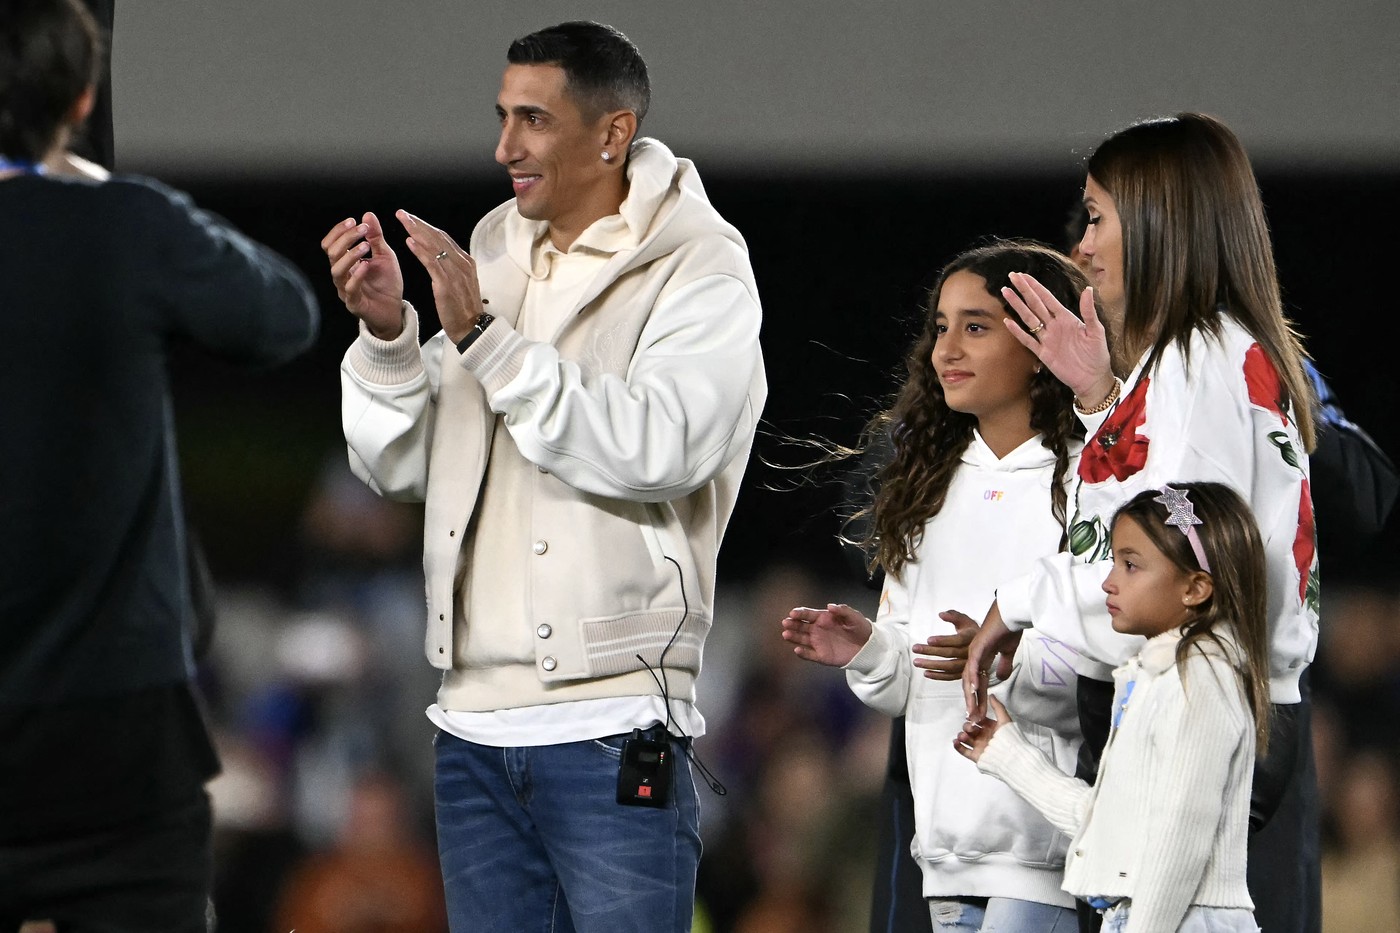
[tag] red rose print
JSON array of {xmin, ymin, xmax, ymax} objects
[
  {"xmin": 1245, "ymin": 343, "xmax": 1288, "ymax": 425},
  {"xmin": 1293, "ymin": 478, "xmax": 1316, "ymax": 603},
  {"xmin": 1078, "ymin": 377, "xmax": 1151, "ymax": 484}
]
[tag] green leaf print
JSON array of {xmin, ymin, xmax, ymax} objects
[
  {"xmin": 1268, "ymin": 431, "xmax": 1300, "ymax": 470},
  {"xmin": 1305, "ymin": 566, "xmax": 1321, "ymax": 616},
  {"xmin": 1069, "ymin": 518, "xmax": 1099, "ymax": 557},
  {"xmin": 1069, "ymin": 515, "xmax": 1111, "ymax": 561},
  {"xmin": 1091, "ymin": 530, "xmax": 1114, "ymax": 564}
]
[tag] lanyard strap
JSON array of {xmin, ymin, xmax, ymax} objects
[{"xmin": 0, "ymin": 157, "xmax": 46, "ymax": 175}]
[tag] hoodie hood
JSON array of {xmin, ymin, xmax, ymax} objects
[
  {"xmin": 492, "ymin": 137, "xmax": 747, "ymax": 285},
  {"xmin": 960, "ymin": 430, "xmax": 1078, "ymax": 473}
]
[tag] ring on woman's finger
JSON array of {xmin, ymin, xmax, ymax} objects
[
  {"xmin": 434, "ymin": 250, "xmax": 450, "ymax": 261},
  {"xmin": 1028, "ymin": 322, "xmax": 1046, "ymax": 335}
]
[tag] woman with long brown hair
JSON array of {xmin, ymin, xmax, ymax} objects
[{"xmin": 962, "ymin": 113, "xmax": 1319, "ymax": 932}]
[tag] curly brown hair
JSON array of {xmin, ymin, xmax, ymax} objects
[{"xmin": 863, "ymin": 240, "xmax": 1089, "ymax": 580}]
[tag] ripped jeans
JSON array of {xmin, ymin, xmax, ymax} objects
[{"xmin": 928, "ymin": 897, "xmax": 1077, "ymax": 932}]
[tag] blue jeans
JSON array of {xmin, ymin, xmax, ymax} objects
[
  {"xmin": 434, "ymin": 730, "xmax": 700, "ymax": 933},
  {"xmin": 1101, "ymin": 904, "xmax": 1259, "ymax": 932},
  {"xmin": 929, "ymin": 897, "xmax": 1078, "ymax": 932}
]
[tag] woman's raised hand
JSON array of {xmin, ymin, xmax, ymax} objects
[{"xmin": 1001, "ymin": 272, "xmax": 1116, "ymax": 408}]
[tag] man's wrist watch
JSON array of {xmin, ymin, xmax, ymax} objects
[{"xmin": 455, "ymin": 312, "xmax": 495, "ymax": 354}]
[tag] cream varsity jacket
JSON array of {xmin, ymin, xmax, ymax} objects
[{"xmin": 339, "ymin": 138, "xmax": 766, "ymax": 709}]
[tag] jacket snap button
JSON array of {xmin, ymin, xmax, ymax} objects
[
  {"xmin": 541, "ymin": 656, "xmax": 557, "ymax": 671},
  {"xmin": 533, "ymin": 540, "xmax": 548, "ymax": 555},
  {"xmin": 536, "ymin": 624, "xmax": 553, "ymax": 639}
]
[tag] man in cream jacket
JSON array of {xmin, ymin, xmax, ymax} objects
[{"xmin": 321, "ymin": 21, "xmax": 764, "ymax": 933}]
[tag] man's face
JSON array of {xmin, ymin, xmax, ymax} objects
[{"xmin": 495, "ymin": 63, "xmax": 614, "ymax": 240}]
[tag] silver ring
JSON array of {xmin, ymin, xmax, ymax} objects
[{"xmin": 434, "ymin": 250, "xmax": 450, "ymax": 262}]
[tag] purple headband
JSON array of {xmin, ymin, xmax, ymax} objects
[{"xmin": 1153, "ymin": 485, "xmax": 1211, "ymax": 573}]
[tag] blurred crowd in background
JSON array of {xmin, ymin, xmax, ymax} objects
[{"xmin": 191, "ymin": 453, "xmax": 1400, "ymax": 932}]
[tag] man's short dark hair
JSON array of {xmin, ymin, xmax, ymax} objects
[
  {"xmin": 0, "ymin": 0, "xmax": 101, "ymax": 162},
  {"xmin": 507, "ymin": 21, "xmax": 650, "ymax": 128}
]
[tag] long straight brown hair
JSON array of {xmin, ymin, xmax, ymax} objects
[{"xmin": 1087, "ymin": 113, "xmax": 1317, "ymax": 450}]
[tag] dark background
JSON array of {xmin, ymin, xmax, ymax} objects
[{"xmin": 168, "ymin": 166, "xmax": 1400, "ymax": 592}]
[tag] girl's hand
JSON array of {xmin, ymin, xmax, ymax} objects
[
  {"xmin": 954, "ymin": 696, "xmax": 1012, "ymax": 763},
  {"xmin": 781, "ymin": 604, "xmax": 873, "ymax": 668},
  {"xmin": 913, "ymin": 610, "xmax": 978, "ymax": 680},
  {"xmin": 1001, "ymin": 272, "xmax": 1116, "ymax": 407}
]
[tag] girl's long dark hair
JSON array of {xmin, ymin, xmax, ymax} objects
[
  {"xmin": 862, "ymin": 240, "xmax": 1088, "ymax": 580},
  {"xmin": 1112, "ymin": 482, "xmax": 1272, "ymax": 754},
  {"xmin": 1087, "ymin": 112, "xmax": 1317, "ymax": 451}
]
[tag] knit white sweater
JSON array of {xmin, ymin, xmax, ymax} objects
[{"xmin": 977, "ymin": 628, "xmax": 1256, "ymax": 932}]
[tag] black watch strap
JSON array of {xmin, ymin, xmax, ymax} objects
[{"xmin": 455, "ymin": 312, "xmax": 496, "ymax": 354}]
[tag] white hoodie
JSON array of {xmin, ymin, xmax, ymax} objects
[{"xmin": 845, "ymin": 431, "xmax": 1084, "ymax": 905}]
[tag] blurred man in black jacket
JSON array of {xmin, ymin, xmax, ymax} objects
[{"xmin": 0, "ymin": 2, "xmax": 319, "ymax": 930}]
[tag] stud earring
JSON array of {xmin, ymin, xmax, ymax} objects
[{"xmin": 601, "ymin": 151, "xmax": 612, "ymax": 162}]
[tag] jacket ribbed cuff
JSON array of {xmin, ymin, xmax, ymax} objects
[
  {"xmin": 460, "ymin": 318, "xmax": 529, "ymax": 397},
  {"xmin": 977, "ymin": 720, "xmax": 1035, "ymax": 780},
  {"xmin": 346, "ymin": 301, "xmax": 423, "ymax": 385},
  {"xmin": 844, "ymin": 622, "xmax": 899, "ymax": 678}
]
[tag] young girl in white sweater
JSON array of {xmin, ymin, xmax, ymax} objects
[
  {"xmin": 956, "ymin": 481, "xmax": 1271, "ymax": 932},
  {"xmin": 781, "ymin": 241, "xmax": 1087, "ymax": 931}
]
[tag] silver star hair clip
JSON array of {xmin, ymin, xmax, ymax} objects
[{"xmin": 1153, "ymin": 485, "xmax": 1211, "ymax": 573}]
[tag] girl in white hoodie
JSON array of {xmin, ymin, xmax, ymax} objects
[
  {"xmin": 782, "ymin": 241, "xmax": 1088, "ymax": 932},
  {"xmin": 956, "ymin": 481, "xmax": 1272, "ymax": 933}
]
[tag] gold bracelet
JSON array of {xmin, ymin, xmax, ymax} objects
[{"xmin": 1074, "ymin": 377, "xmax": 1123, "ymax": 415}]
